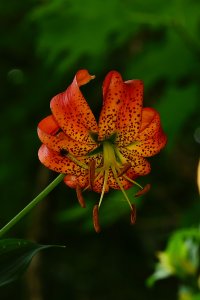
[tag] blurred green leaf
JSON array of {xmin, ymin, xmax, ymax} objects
[
  {"xmin": 147, "ymin": 253, "xmax": 173, "ymax": 287},
  {"xmin": 179, "ymin": 285, "xmax": 200, "ymax": 300},
  {"xmin": 0, "ymin": 239, "xmax": 64, "ymax": 287},
  {"xmin": 167, "ymin": 229, "xmax": 200, "ymax": 277},
  {"xmin": 29, "ymin": 0, "xmax": 138, "ymax": 75},
  {"xmin": 147, "ymin": 228, "xmax": 200, "ymax": 291},
  {"xmin": 127, "ymin": 29, "xmax": 198, "ymax": 88},
  {"xmin": 156, "ymin": 84, "xmax": 198, "ymax": 149},
  {"xmin": 179, "ymin": 285, "xmax": 195, "ymax": 300},
  {"xmin": 148, "ymin": 228, "xmax": 200, "ymax": 286}
]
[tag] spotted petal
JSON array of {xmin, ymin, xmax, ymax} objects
[
  {"xmin": 63, "ymin": 174, "xmax": 88, "ymax": 189},
  {"xmin": 38, "ymin": 115, "xmax": 97, "ymax": 156},
  {"xmin": 137, "ymin": 107, "xmax": 162, "ymax": 140},
  {"xmin": 119, "ymin": 148, "xmax": 151, "ymax": 175},
  {"xmin": 38, "ymin": 144, "xmax": 87, "ymax": 177},
  {"xmin": 98, "ymin": 71, "xmax": 125, "ymax": 141},
  {"xmin": 117, "ymin": 79, "xmax": 144, "ymax": 146},
  {"xmin": 126, "ymin": 128, "xmax": 167, "ymax": 157},
  {"xmin": 50, "ymin": 70, "xmax": 98, "ymax": 143}
]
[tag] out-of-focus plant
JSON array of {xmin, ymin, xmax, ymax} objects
[{"xmin": 148, "ymin": 228, "xmax": 200, "ymax": 300}]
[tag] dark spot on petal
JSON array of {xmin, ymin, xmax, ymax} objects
[{"xmin": 60, "ymin": 148, "xmax": 68, "ymax": 156}]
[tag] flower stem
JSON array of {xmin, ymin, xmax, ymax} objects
[{"xmin": 0, "ymin": 173, "xmax": 65, "ymax": 238}]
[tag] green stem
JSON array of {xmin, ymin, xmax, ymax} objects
[{"xmin": 0, "ymin": 173, "xmax": 65, "ymax": 238}]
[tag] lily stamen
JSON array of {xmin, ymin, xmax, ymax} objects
[
  {"xmin": 83, "ymin": 167, "xmax": 104, "ymax": 192},
  {"xmin": 67, "ymin": 153, "xmax": 89, "ymax": 170},
  {"xmin": 76, "ymin": 184, "xmax": 86, "ymax": 208},
  {"xmin": 111, "ymin": 166, "xmax": 133, "ymax": 210},
  {"xmin": 88, "ymin": 159, "xmax": 96, "ymax": 190},
  {"xmin": 122, "ymin": 175, "xmax": 151, "ymax": 197},
  {"xmin": 93, "ymin": 205, "xmax": 101, "ymax": 233},
  {"xmin": 98, "ymin": 170, "xmax": 109, "ymax": 208},
  {"xmin": 117, "ymin": 163, "xmax": 132, "ymax": 177},
  {"xmin": 130, "ymin": 204, "xmax": 136, "ymax": 225},
  {"xmin": 122, "ymin": 174, "xmax": 143, "ymax": 190},
  {"xmin": 135, "ymin": 183, "xmax": 151, "ymax": 197}
]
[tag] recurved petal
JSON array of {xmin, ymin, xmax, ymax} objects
[
  {"xmin": 117, "ymin": 79, "xmax": 144, "ymax": 145},
  {"xmin": 50, "ymin": 70, "xmax": 98, "ymax": 143},
  {"xmin": 119, "ymin": 148, "xmax": 151, "ymax": 175},
  {"xmin": 64, "ymin": 174, "xmax": 88, "ymax": 189},
  {"xmin": 38, "ymin": 115, "xmax": 98, "ymax": 156},
  {"xmin": 137, "ymin": 107, "xmax": 162, "ymax": 141},
  {"xmin": 38, "ymin": 144, "xmax": 87, "ymax": 177},
  {"xmin": 38, "ymin": 114, "xmax": 60, "ymax": 134},
  {"xmin": 126, "ymin": 128, "xmax": 167, "ymax": 157},
  {"xmin": 98, "ymin": 71, "xmax": 125, "ymax": 141}
]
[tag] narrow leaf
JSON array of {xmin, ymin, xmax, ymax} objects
[{"xmin": 0, "ymin": 238, "xmax": 64, "ymax": 287}]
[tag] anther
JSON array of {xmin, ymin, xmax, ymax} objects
[
  {"xmin": 130, "ymin": 204, "xmax": 136, "ymax": 225},
  {"xmin": 135, "ymin": 183, "xmax": 151, "ymax": 197},
  {"xmin": 89, "ymin": 159, "xmax": 96, "ymax": 190},
  {"xmin": 76, "ymin": 184, "xmax": 86, "ymax": 208},
  {"xmin": 117, "ymin": 163, "xmax": 132, "ymax": 177},
  {"xmin": 93, "ymin": 205, "xmax": 101, "ymax": 233}
]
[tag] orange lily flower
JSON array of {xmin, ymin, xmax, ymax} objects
[{"xmin": 37, "ymin": 70, "xmax": 167, "ymax": 232}]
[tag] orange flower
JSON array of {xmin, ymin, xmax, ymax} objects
[{"xmin": 37, "ymin": 70, "xmax": 167, "ymax": 232}]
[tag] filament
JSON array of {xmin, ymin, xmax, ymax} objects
[
  {"xmin": 98, "ymin": 169, "xmax": 109, "ymax": 208},
  {"xmin": 111, "ymin": 166, "xmax": 132, "ymax": 209},
  {"xmin": 88, "ymin": 159, "xmax": 96, "ymax": 190},
  {"xmin": 122, "ymin": 174, "xmax": 143, "ymax": 189}
]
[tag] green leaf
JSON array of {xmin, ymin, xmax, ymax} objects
[
  {"xmin": 0, "ymin": 238, "xmax": 64, "ymax": 287},
  {"xmin": 147, "ymin": 263, "xmax": 172, "ymax": 287},
  {"xmin": 178, "ymin": 285, "xmax": 200, "ymax": 300},
  {"xmin": 148, "ymin": 228, "xmax": 200, "ymax": 287},
  {"xmin": 166, "ymin": 229, "xmax": 200, "ymax": 277}
]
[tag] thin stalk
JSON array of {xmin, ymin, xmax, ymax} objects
[{"xmin": 0, "ymin": 173, "xmax": 65, "ymax": 238}]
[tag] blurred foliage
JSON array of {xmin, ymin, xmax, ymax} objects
[
  {"xmin": 0, "ymin": 239, "xmax": 62, "ymax": 287},
  {"xmin": 0, "ymin": 0, "xmax": 200, "ymax": 299},
  {"xmin": 148, "ymin": 228, "xmax": 200, "ymax": 300}
]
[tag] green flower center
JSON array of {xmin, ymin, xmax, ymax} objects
[{"xmin": 102, "ymin": 140, "xmax": 118, "ymax": 169}]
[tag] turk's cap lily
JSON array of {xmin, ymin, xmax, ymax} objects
[{"xmin": 37, "ymin": 69, "xmax": 167, "ymax": 232}]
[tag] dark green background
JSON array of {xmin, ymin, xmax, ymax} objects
[{"xmin": 1, "ymin": 0, "xmax": 200, "ymax": 299}]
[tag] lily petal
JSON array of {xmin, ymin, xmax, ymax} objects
[
  {"xmin": 127, "ymin": 128, "xmax": 167, "ymax": 157},
  {"xmin": 137, "ymin": 107, "xmax": 162, "ymax": 141},
  {"xmin": 38, "ymin": 115, "xmax": 98, "ymax": 156},
  {"xmin": 37, "ymin": 113, "xmax": 60, "ymax": 134},
  {"xmin": 50, "ymin": 70, "xmax": 98, "ymax": 143},
  {"xmin": 117, "ymin": 79, "xmax": 143, "ymax": 146},
  {"xmin": 38, "ymin": 144, "xmax": 87, "ymax": 177},
  {"xmin": 119, "ymin": 148, "xmax": 151, "ymax": 175},
  {"xmin": 98, "ymin": 71, "xmax": 125, "ymax": 141},
  {"xmin": 64, "ymin": 174, "xmax": 88, "ymax": 189}
]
